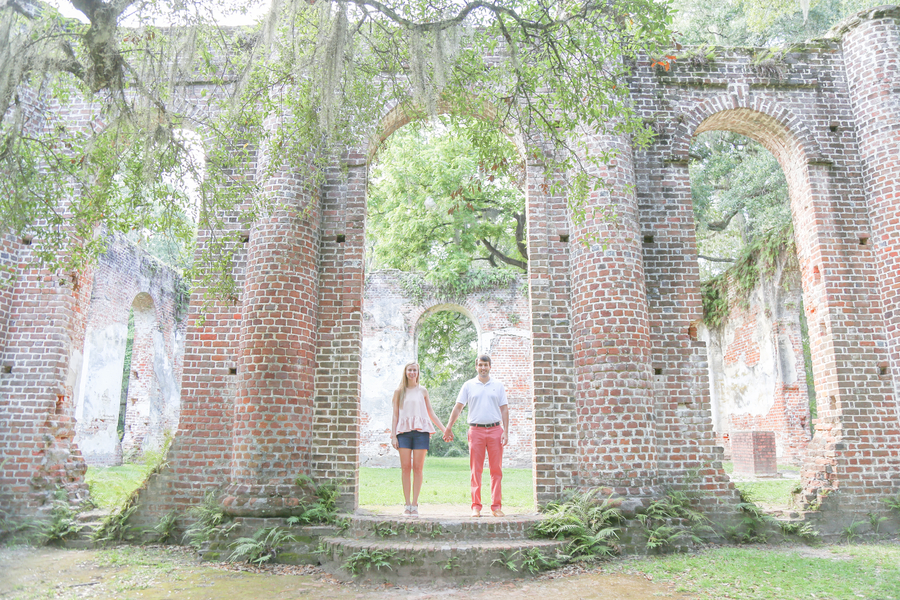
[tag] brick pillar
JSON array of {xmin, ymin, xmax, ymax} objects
[
  {"xmin": 570, "ymin": 135, "xmax": 658, "ymax": 497},
  {"xmin": 527, "ymin": 160, "xmax": 578, "ymax": 505},
  {"xmin": 843, "ymin": 7, "xmax": 900, "ymax": 404},
  {"xmin": 221, "ymin": 140, "xmax": 321, "ymax": 516},
  {"xmin": 312, "ymin": 152, "xmax": 366, "ymax": 509}
]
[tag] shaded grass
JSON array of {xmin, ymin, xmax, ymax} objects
[
  {"xmin": 360, "ymin": 457, "xmax": 534, "ymax": 510},
  {"xmin": 616, "ymin": 544, "xmax": 900, "ymax": 600},
  {"xmin": 737, "ymin": 480, "xmax": 801, "ymax": 506},
  {"xmin": 723, "ymin": 461, "xmax": 801, "ymax": 507},
  {"xmin": 85, "ymin": 464, "xmax": 154, "ymax": 510}
]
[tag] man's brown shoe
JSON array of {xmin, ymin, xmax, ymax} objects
[
  {"xmin": 471, "ymin": 508, "xmax": 481, "ymax": 517},
  {"xmin": 491, "ymin": 509, "xmax": 505, "ymax": 517}
]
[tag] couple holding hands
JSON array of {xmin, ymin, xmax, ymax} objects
[{"xmin": 390, "ymin": 355, "xmax": 508, "ymax": 518}]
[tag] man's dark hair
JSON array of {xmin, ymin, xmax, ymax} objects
[{"xmin": 477, "ymin": 354, "xmax": 492, "ymax": 365}]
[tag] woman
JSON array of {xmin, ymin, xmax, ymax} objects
[{"xmin": 390, "ymin": 362, "xmax": 447, "ymax": 517}]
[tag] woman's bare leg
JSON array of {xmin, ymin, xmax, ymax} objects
[
  {"xmin": 399, "ymin": 448, "xmax": 413, "ymax": 506},
  {"xmin": 411, "ymin": 449, "xmax": 427, "ymax": 507}
]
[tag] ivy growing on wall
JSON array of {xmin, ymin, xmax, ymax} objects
[{"xmin": 701, "ymin": 224, "xmax": 795, "ymax": 329}]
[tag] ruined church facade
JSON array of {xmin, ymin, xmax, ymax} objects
[{"xmin": 1, "ymin": 7, "xmax": 899, "ymax": 532}]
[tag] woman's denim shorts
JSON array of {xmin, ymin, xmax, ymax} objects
[{"xmin": 396, "ymin": 430, "xmax": 430, "ymax": 450}]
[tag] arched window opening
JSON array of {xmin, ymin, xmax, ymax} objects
[
  {"xmin": 691, "ymin": 130, "xmax": 815, "ymax": 510},
  {"xmin": 359, "ymin": 115, "xmax": 535, "ymax": 513}
]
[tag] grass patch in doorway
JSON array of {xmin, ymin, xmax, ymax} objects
[{"xmin": 360, "ymin": 457, "xmax": 534, "ymax": 511}]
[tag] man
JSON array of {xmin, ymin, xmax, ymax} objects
[{"xmin": 443, "ymin": 354, "xmax": 509, "ymax": 517}]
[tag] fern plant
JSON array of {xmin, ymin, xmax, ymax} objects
[
  {"xmin": 636, "ymin": 490, "xmax": 714, "ymax": 553},
  {"xmin": 343, "ymin": 548, "xmax": 397, "ymax": 576},
  {"xmin": 39, "ymin": 492, "xmax": 83, "ymax": 545},
  {"xmin": 228, "ymin": 526, "xmax": 296, "ymax": 565},
  {"xmin": 532, "ymin": 489, "xmax": 622, "ymax": 561},
  {"xmin": 146, "ymin": 510, "xmax": 179, "ymax": 544},
  {"xmin": 724, "ymin": 494, "xmax": 779, "ymax": 545},
  {"xmin": 92, "ymin": 503, "xmax": 139, "ymax": 544},
  {"xmin": 182, "ymin": 492, "xmax": 236, "ymax": 550},
  {"xmin": 285, "ymin": 479, "xmax": 342, "ymax": 526}
]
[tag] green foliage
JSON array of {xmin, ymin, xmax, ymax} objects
[
  {"xmin": 284, "ymin": 478, "xmax": 342, "ymax": 526},
  {"xmin": 368, "ymin": 118, "xmax": 526, "ymax": 284},
  {"xmin": 372, "ymin": 521, "xmax": 398, "ymax": 539},
  {"xmin": 342, "ymin": 548, "xmax": 397, "ymax": 576},
  {"xmin": 778, "ymin": 521, "xmax": 821, "ymax": 542},
  {"xmin": 146, "ymin": 511, "xmax": 179, "ymax": 544},
  {"xmin": 182, "ymin": 492, "xmax": 236, "ymax": 551},
  {"xmin": 673, "ymin": 0, "xmax": 886, "ymax": 47},
  {"xmin": 492, "ymin": 548, "xmax": 560, "ymax": 574},
  {"xmin": 724, "ymin": 497, "xmax": 779, "ymax": 544},
  {"xmin": 92, "ymin": 503, "xmax": 140, "ymax": 545},
  {"xmin": 842, "ymin": 521, "xmax": 865, "ymax": 544},
  {"xmin": 701, "ymin": 224, "xmax": 795, "ymax": 328},
  {"xmin": 37, "ymin": 491, "xmax": 84, "ymax": 545},
  {"xmin": 636, "ymin": 490, "xmax": 714, "ymax": 553},
  {"xmin": 3, "ymin": 0, "xmax": 674, "ymax": 292},
  {"xmin": 398, "ymin": 269, "xmax": 520, "ymax": 305},
  {"xmin": 228, "ymin": 526, "xmax": 296, "ymax": 565},
  {"xmin": 532, "ymin": 489, "xmax": 622, "ymax": 561},
  {"xmin": 881, "ymin": 494, "xmax": 900, "ymax": 514}
]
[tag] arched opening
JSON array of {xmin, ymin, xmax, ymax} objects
[
  {"xmin": 120, "ymin": 292, "xmax": 160, "ymax": 460},
  {"xmin": 358, "ymin": 113, "xmax": 536, "ymax": 513},
  {"xmin": 688, "ymin": 125, "xmax": 815, "ymax": 512}
]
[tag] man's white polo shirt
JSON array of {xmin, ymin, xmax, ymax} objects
[{"xmin": 456, "ymin": 377, "xmax": 508, "ymax": 425}]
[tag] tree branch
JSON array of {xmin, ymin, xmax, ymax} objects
[
  {"xmin": 698, "ymin": 255, "xmax": 735, "ymax": 263},
  {"xmin": 706, "ymin": 206, "xmax": 742, "ymax": 232},
  {"xmin": 480, "ymin": 238, "xmax": 526, "ymax": 270}
]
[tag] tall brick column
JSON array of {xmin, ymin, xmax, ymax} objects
[
  {"xmin": 570, "ymin": 135, "xmax": 658, "ymax": 498},
  {"xmin": 220, "ymin": 135, "xmax": 321, "ymax": 516},
  {"xmin": 842, "ymin": 7, "xmax": 900, "ymax": 404},
  {"xmin": 527, "ymin": 160, "xmax": 578, "ymax": 504}
]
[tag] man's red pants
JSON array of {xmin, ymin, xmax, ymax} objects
[{"xmin": 468, "ymin": 425, "xmax": 503, "ymax": 511}]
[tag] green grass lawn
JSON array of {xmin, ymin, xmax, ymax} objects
[
  {"xmin": 722, "ymin": 462, "xmax": 802, "ymax": 507},
  {"xmin": 85, "ymin": 463, "xmax": 155, "ymax": 510},
  {"xmin": 617, "ymin": 543, "xmax": 900, "ymax": 600},
  {"xmin": 360, "ymin": 457, "xmax": 535, "ymax": 510},
  {"xmin": 89, "ymin": 456, "xmax": 802, "ymax": 514}
]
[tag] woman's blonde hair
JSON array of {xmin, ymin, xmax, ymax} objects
[{"xmin": 395, "ymin": 362, "xmax": 419, "ymax": 410}]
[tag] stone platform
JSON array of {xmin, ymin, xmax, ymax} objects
[{"xmin": 318, "ymin": 509, "xmax": 565, "ymax": 583}]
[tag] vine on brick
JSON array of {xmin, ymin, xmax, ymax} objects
[{"xmin": 701, "ymin": 224, "xmax": 795, "ymax": 329}]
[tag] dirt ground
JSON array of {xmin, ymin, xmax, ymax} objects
[{"xmin": 0, "ymin": 545, "xmax": 691, "ymax": 600}]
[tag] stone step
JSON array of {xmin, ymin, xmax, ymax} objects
[
  {"xmin": 317, "ymin": 535, "xmax": 566, "ymax": 583},
  {"xmin": 345, "ymin": 513, "xmax": 545, "ymax": 541},
  {"xmin": 61, "ymin": 509, "xmax": 112, "ymax": 549}
]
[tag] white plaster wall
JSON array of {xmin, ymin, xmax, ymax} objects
[
  {"xmin": 73, "ymin": 322, "xmax": 128, "ymax": 465},
  {"xmin": 360, "ymin": 291, "xmax": 416, "ymax": 466},
  {"xmin": 700, "ymin": 254, "xmax": 807, "ymax": 461}
]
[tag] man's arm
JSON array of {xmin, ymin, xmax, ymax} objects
[
  {"xmin": 500, "ymin": 404, "xmax": 509, "ymax": 446},
  {"xmin": 443, "ymin": 402, "xmax": 465, "ymax": 442}
]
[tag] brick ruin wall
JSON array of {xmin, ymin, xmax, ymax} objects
[
  {"xmin": 1, "ymin": 7, "xmax": 900, "ymax": 533},
  {"xmin": 360, "ymin": 271, "xmax": 533, "ymax": 468},
  {"xmin": 700, "ymin": 251, "xmax": 812, "ymax": 464}
]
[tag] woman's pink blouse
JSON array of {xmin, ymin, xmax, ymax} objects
[{"xmin": 396, "ymin": 386, "xmax": 435, "ymax": 434}]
